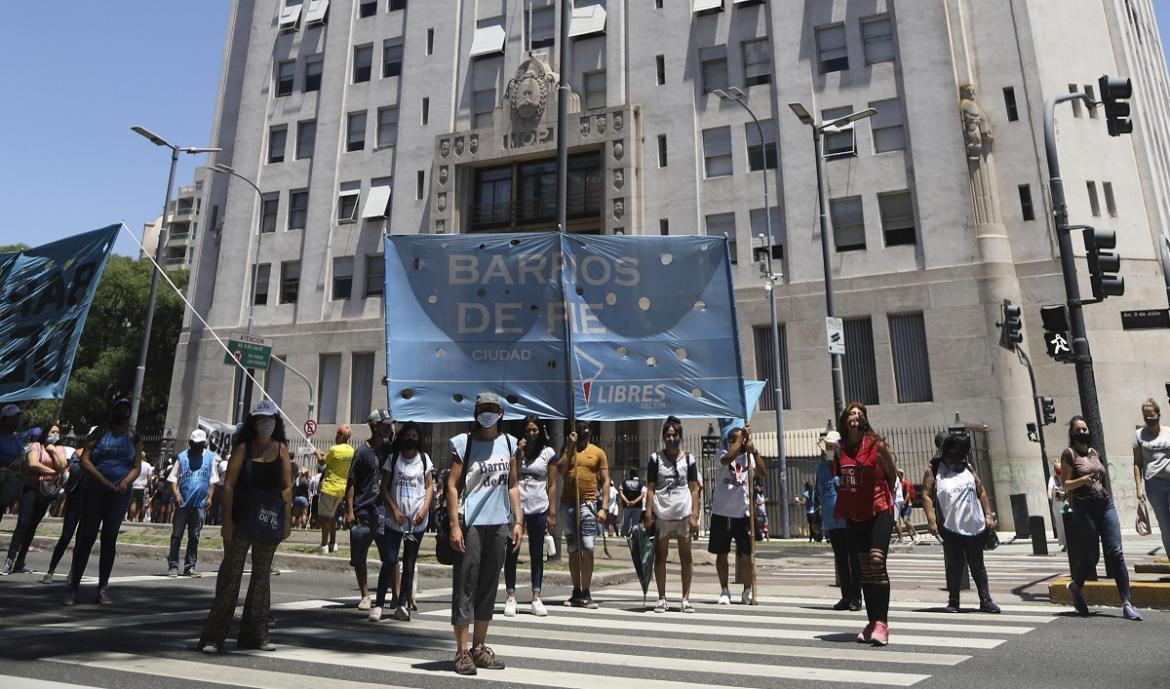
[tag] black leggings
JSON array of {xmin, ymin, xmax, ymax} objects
[
  {"xmin": 6, "ymin": 485, "xmax": 52, "ymax": 567},
  {"xmin": 69, "ymin": 487, "xmax": 131, "ymax": 590},
  {"xmin": 846, "ymin": 511, "xmax": 893, "ymax": 623},
  {"xmin": 941, "ymin": 527, "xmax": 990, "ymax": 602},
  {"xmin": 378, "ymin": 529, "xmax": 423, "ymax": 608},
  {"xmin": 827, "ymin": 528, "xmax": 861, "ymax": 602},
  {"xmin": 48, "ymin": 491, "xmax": 84, "ymax": 573}
]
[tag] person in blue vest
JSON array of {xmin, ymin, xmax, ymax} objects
[
  {"xmin": 0, "ymin": 404, "xmax": 26, "ymax": 524},
  {"xmin": 167, "ymin": 428, "xmax": 222, "ymax": 577},
  {"xmin": 815, "ymin": 430, "xmax": 861, "ymax": 611}
]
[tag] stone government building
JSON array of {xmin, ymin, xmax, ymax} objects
[{"xmin": 168, "ymin": 0, "xmax": 1170, "ymax": 524}]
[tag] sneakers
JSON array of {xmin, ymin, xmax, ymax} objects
[
  {"xmin": 870, "ymin": 621, "xmax": 890, "ymax": 646},
  {"xmin": 979, "ymin": 598, "xmax": 1001, "ymax": 614},
  {"xmin": 1122, "ymin": 602, "xmax": 1143, "ymax": 621},
  {"xmin": 63, "ymin": 590, "xmax": 76, "ymax": 606},
  {"xmin": 849, "ymin": 599, "xmax": 862, "ymax": 611},
  {"xmin": 96, "ymin": 588, "xmax": 112, "ymax": 605},
  {"xmin": 368, "ymin": 606, "xmax": 383, "ymax": 622},
  {"xmin": 471, "ymin": 645, "xmax": 505, "ymax": 670},
  {"xmin": 314, "ymin": 545, "xmax": 329, "ymax": 554},
  {"xmin": 856, "ymin": 621, "xmax": 876, "ymax": 643},
  {"xmin": 581, "ymin": 591, "xmax": 599, "ymax": 609},
  {"xmin": 531, "ymin": 599, "xmax": 548, "ymax": 617},
  {"xmin": 944, "ymin": 600, "xmax": 961, "ymax": 614},
  {"xmin": 168, "ymin": 567, "xmax": 180, "ymax": 578},
  {"xmin": 184, "ymin": 569, "xmax": 201, "ymax": 578},
  {"xmin": 0, "ymin": 559, "xmax": 12, "ymax": 576},
  {"xmin": 394, "ymin": 606, "xmax": 411, "ymax": 622},
  {"xmin": 41, "ymin": 571, "xmax": 54, "ymax": 585},
  {"xmin": 564, "ymin": 588, "xmax": 583, "ymax": 607},
  {"xmin": 1067, "ymin": 582, "xmax": 1090, "ymax": 616},
  {"xmin": 740, "ymin": 588, "xmax": 753, "ymax": 605},
  {"xmin": 454, "ymin": 650, "xmax": 477, "ymax": 676},
  {"xmin": 832, "ymin": 598, "xmax": 853, "ymax": 611},
  {"xmin": 717, "ymin": 589, "xmax": 731, "ymax": 606},
  {"xmin": 357, "ymin": 596, "xmax": 372, "ymax": 611},
  {"xmin": 503, "ymin": 596, "xmax": 518, "ymax": 617},
  {"xmin": 200, "ymin": 644, "xmax": 219, "ymax": 655},
  {"xmin": 681, "ymin": 599, "xmax": 694, "ymax": 614},
  {"xmin": 654, "ymin": 599, "xmax": 668, "ymax": 613}
]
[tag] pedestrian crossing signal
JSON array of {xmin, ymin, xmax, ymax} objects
[
  {"xmin": 1098, "ymin": 75, "xmax": 1133, "ymax": 137},
  {"xmin": 1040, "ymin": 396, "xmax": 1057, "ymax": 426},
  {"xmin": 997, "ymin": 300, "xmax": 1023, "ymax": 351},
  {"xmin": 1083, "ymin": 228, "xmax": 1124, "ymax": 300}
]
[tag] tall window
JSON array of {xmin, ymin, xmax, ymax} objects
[
  {"xmin": 1084, "ymin": 84, "xmax": 1099, "ymax": 119},
  {"xmin": 422, "ymin": 97, "xmax": 430, "ymax": 125},
  {"xmin": 276, "ymin": 61, "xmax": 295, "ymax": 96},
  {"xmin": 659, "ymin": 218, "xmax": 669, "ymax": 235},
  {"xmin": 741, "ymin": 38, "xmax": 772, "ymax": 87},
  {"xmin": 830, "ymin": 196, "xmax": 865, "ymax": 251},
  {"xmin": 365, "ymin": 255, "xmax": 385, "ymax": 297},
  {"xmin": 1069, "ymin": 84, "xmax": 1083, "ymax": 117},
  {"xmin": 1018, "ymin": 185, "xmax": 1035, "ymax": 221},
  {"xmin": 699, "ymin": 45, "xmax": 729, "ymax": 94},
  {"xmin": 389, "ymin": 0, "xmax": 406, "ymax": 10},
  {"xmin": 338, "ymin": 181, "xmax": 360, "ymax": 222},
  {"xmin": 584, "ymin": 70, "xmax": 606, "ymax": 110},
  {"xmin": 843, "ymin": 318, "xmax": 879, "ymax": 405},
  {"xmin": 267, "ymin": 125, "xmax": 287, "ymax": 163},
  {"xmin": 350, "ymin": 353, "xmax": 376, "ymax": 423},
  {"xmin": 317, "ymin": 354, "xmax": 341, "ymax": 424},
  {"xmin": 705, "ymin": 212, "xmax": 737, "ymax": 264},
  {"xmin": 529, "ymin": 6, "xmax": 555, "ymax": 48},
  {"xmin": 472, "ymin": 57, "xmax": 500, "ymax": 128},
  {"xmin": 304, "ymin": 58, "xmax": 323, "ymax": 92},
  {"xmin": 702, "ymin": 126, "xmax": 732, "ymax": 177},
  {"xmin": 1087, "ymin": 181, "xmax": 1100, "ymax": 216},
  {"xmin": 878, "ymin": 191, "xmax": 916, "ymax": 246},
  {"xmin": 474, "ymin": 166, "xmax": 512, "ymax": 227},
  {"xmin": 890, "ymin": 313, "xmax": 933, "ymax": 403},
  {"xmin": 1103, "ymin": 181, "xmax": 1117, "ymax": 216},
  {"xmin": 745, "ymin": 119, "xmax": 777, "ymax": 171},
  {"xmin": 354, "ymin": 45, "xmax": 373, "ymax": 83},
  {"xmin": 359, "ymin": 0, "xmax": 377, "ymax": 18},
  {"xmin": 376, "ymin": 107, "xmax": 399, "ymax": 148},
  {"xmin": 260, "ymin": 194, "xmax": 279, "ymax": 234},
  {"xmin": 279, "ymin": 260, "xmax": 300, "ymax": 304},
  {"xmin": 753, "ymin": 325, "xmax": 790, "ymax": 410},
  {"xmin": 346, "ymin": 111, "xmax": 367, "ymax": 152},
  {"xmin": 655, "ymin": 54, "xmax": 666, "ymax": 85},
  {"xmin": 1003, "ymin": 87, "xmax": 1019, "ymax": 122},
  {"xmin": 657, "ymin": 134, "xmax": 667, "ymax": 168},
  {"xmin": 861, "ymin": 15, "xmax": 894, "ymax": 64},
  {"xmin": 815, "ymin": 24, "xmax": 848, "ymax": 73},
  {"xmin": 869, "ymin": 98, "xmax": 905, "ymax": 153},
  {"xmin": 382, "ymin": 40, "xmax": 403, "ymax": 78},
  {"xmin": 332, "ymin": 256, "xmax": 353, "ymax": 300},
  {"xmin": 822, "ymin": 106, "xmax": 856, "ymax": 157},
  {"xmin": 288, "ymin": 190, "xmax": 308, "ymax": 231},
  {"xmin": 253, "ymin": 263, "xmax": 270, "ymax": 305},
  {"xmin": 296, "ymin": 120, "xmax": 316, "ymax": 159}
]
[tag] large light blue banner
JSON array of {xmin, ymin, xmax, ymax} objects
[
  {"xmin": 0, "ymin": 225, "xmax": 120, "ymax": 402},
  {"xmin": 384, "ymin": 232, "xmax": 747, "ymax": 422}
]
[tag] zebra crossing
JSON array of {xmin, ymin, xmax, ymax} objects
[{"xmin": 1, "ymin": 580, "xmax": 1061, "ymax": 689}]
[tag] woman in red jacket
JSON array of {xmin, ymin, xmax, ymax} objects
[{"xmin": 834, "ymin": 403, "xmax": 898, "ymax": 647}]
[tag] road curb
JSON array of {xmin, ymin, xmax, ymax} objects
[{"xmin": 1049, "ymin": 575, "xmax": 1170, "ymax": 609}]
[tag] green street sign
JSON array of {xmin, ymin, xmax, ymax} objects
[{"xmin": 223, "ymin": 331, "xmax": 274, "ymax": 370}]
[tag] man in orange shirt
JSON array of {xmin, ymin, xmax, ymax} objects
[{"xmin": 558, "ymin": 420, "xmax": 609, "ymax": 609}]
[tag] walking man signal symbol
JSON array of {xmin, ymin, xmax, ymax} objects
[{"xmin": 1045, "ymin": 331, "xmax": 1071, "ymax": 361}]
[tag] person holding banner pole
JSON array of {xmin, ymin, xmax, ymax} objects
[
  {"xmin": 644, "ymin": 416, "xmax": 700, "ymax": 613},
  {"xmin": 559, "ymin": 420, "xmax": 609, "ymax": 609},
  {"xmin": 708, "ymin": 425, "xmax": 765, "ymax": 606}
]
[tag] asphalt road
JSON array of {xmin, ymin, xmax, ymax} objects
[{"xmin": 0, "ymin": 535, "xmax": 1165, "ymax": 689}]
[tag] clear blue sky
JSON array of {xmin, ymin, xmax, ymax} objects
[{"xmin": 0, "ymin": 2, "xmax": 1167, "ymax": 257}]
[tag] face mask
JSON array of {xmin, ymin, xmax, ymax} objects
[
  {"xmin": 476, "ymin": 411, "xmax": 501, "ymax": 429},
  {"xmin": 664, "ymin": 437, "xmax": 681, "ymax": 450},
  {"xmin": 1074, "ymin": 431, "xmax": 1091, "ymax": 445},
  {"xmin": 113, "ymin": 413, "xmax": 130, "ymax": 425},
  {"xmin": 399, "ymin": 437, "xmax": 418, "ymax": 451},
  {"xmin": 577, "ymin": 430, "xmax": 591, "ymax": 446},
  {"xmin": 1145, "ymin": 416, "xmax": 1160, "ymax": 427},
  {"xmin": 47, "ymin": 434, "xmax": 60, "ymax": 444},
  {"xmin": 256, "ymin": 417, "xmax": 276, "ymax": 438}
]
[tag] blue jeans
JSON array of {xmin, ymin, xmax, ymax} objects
[
  {"xmin": 1145, "ymin": 476, "xmax": 1170, "ymax": 557},
  {"xmin": 168, "ymin": 504, "xmax": 205, "ymax": 572},
  {"xmin": 620, "ymin": 507, "xmax": 642, "ymax": 537},
  {"xmin": 380, "ymin": 528, "xmax": 422, "ymax": 608},
  {"xmin": 1070, "ymin": 497, "xmax": 1131, "ymax": 602},
  {"xmin": 561, "ymin": 502, "xmax": 597, "ymax": 553},
  {"xmin": 6, "ymin": 485, "xmax": 52, "ymax": 568},
  {"xmin": 505, "ymin": 510, "xmax": 548, "ymax": 594}
]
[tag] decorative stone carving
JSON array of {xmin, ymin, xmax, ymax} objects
[
  {"xmin": 613, "ymin": 111, "xmax": 624, "ymax": 131},
  {"xmin": 469, "ymin": 134, "xmax": 479, "ymax": 155},
  {"xmin": 580, "ymin": 116, "xmax": 591, "ymax": 138},
  {"xmin": 506, "ymin": 56, "xmax": 556, "ymax": 127},
  {"xmin": 613, "ymin": 168, "xmax": 624, "ymax": 190},
  {"xmin": 613, "ymin": 198, "xmax": 625, "ymax": 220},
  {"xmin": 596, "ymin": 113, "xmax": 607, "ymax": 135},
  {"xmin": 437, "ymin": 192, "xmax": 447, "ymax": 212},
  {"xmin": 959, "ymin": 83, "xmax": 1002, "ymax": 226},
  {"xmin": 438, "ymin": 166, "xmax": 449, "ymax": 187},
  {"xmin": 454, "ymin": 137, "xmax": 465, "ymax": 157},
  {"xmin": 959, "ymin": 83, "xmax": 993, "ymax": 160},
  {"xmin": 612, "ymin": 140, "xmax": 624, "ymax": 161},
  {"xmin": 439, "ymin": 139, "xmax": 450, "ymax": 157},
  {"xmin": 435, "ymin": 219, "xmax": 446, "ymax": 233}
]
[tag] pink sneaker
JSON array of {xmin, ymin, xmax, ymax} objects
[
  {"xmin": 870, "ymin": 621, "xmax": 889, "ymax": 647},
  {"xmin": 856, "ymin": 622, "xmax": 876, "ymax": 643}
]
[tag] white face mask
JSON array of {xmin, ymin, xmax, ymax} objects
[
  {"xmin": 256, "ymin": 417, "xmax": 276, "ymax": 438},
  {"xmin": 476, "ymin": 411, "xmax": 501, "ymax": 429}
]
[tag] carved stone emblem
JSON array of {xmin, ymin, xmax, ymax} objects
[
  {"xmin": 613, "ymin": 198, "xmax": 625, "ymax": 220},
  {"xmin": 596, "ymin": 114, "xmax": 607, "ymax": 135},
  {"xmin": 580, "ymin": 116, "xmax": 591, "ymax": 137},
  {"xmin": 612, "ymin": 140, "xmax": 624, "ymax": 161},
  {"xmin": 454, "ymin": 137, "xmax": 465, "ymax": 157},
  {"xmin": 507, "ymin": 56, "xmax": 556, "ymax": 127},
  {"xmin": 613, "ymin": 168, "xmax": 624, "ymax": 190},
  {"xmin": 469, "ymin": 134, "xmax": 479, "ymax": 155},
  {"xmin": 435, "ymin": 219, "xmax": 446, "ymax": 233},
  {"xmin": 437, "ymin": 192, "xmax": 447, "ymax": 212},
  {"xmin": 438, "ymin": 166, "xmax": 449, "ymax": 187},
  {"xmin": 613, "ymin": 111, "xmax": 624, "ymax": 131},
  {"xmin": 439, "ymin": 139, "xmax": 450, "ymax": 157}
]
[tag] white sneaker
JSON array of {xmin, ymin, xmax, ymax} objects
[
  {"xmin": 368, "ymin": 606, "xmax": 383, "ymax": 622},
  {"xmin": 717, "ymin": 589, "xmax": 731, "ymax": 606},
  {"xmin": 41, "ymin": 571, "xmax": 54, "ymax": 585},
  {"xmin": 393, "ymin": 605, "xmax": 411, "ymax": 622},
  {"xmin": 741, "ymin": 588, "xmax": 753, "ymax": 605},
  {"xmin": 314, "ymin": 545, "xmax": 328, "ymax": 554},
  {"xmin": 358, "ymin": 596, "xmax": 371, "ymax": 611},
  {"xmin": 531, "ymin": 599, "xmax": 548, "ymax": 617},
  {"xmin": 654, "ymin": 599, "xmax": 668, "ymax": 613},
  {"xmin": 503, "ymin": 596, "xmax": 518, "ymax": 617},
  {"xmin": 681, "ymin": 599, "xmax": 695, "ymax": 613}
]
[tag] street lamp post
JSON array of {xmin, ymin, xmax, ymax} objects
[
  {"xmin": 787, "ymin": 104, "xmax": 877, "ymax": 424},
  {"xmin": 714, "ymin": 87, "xmax": 790, "ymax": 538},
  {"xmin": 210, "ymin": 164, "xmax": 265, "ymax": 425},
  {"xmin": 128, "ymin": 126, "xmax": 220, "ymax": 432}
]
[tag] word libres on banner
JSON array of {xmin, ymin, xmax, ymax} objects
[
  {"xmin": 0, "ymin": 224, "xmax": 121, "ymax": 403},
  {"xmin": 384, "ymin": 232, "xmax": 747, "ymax": 422}
]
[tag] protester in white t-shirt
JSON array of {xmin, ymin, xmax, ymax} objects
[
  {"xmin": 708, "ymin": 425, "xmax": 766, "ymax": 605},
  {"xmin": 644, "ymin": 416, "xmax": 700, "ymax": 613},
  {"xmin": 128, "ymin": 460, "xmax": 153, "ymax": 522}
]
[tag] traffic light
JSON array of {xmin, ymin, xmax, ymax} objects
[
  {"xmin": 1040, "ymin": 396, "xmax": 1057, "ymax": 426},
  {"xmin": 998, "ymin": 299, "xmax": 1023, "ymax": 351},
  {"xmin": 1083, "ymin": 228, "xmax": 1125, "ymax": 300},
  {"xmin": 1098, "ymin": 75, "xmax": 1133, "ymax": 137}
]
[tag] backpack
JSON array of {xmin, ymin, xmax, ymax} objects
[{"xmin": 434, "ymin": 432, "xmax": 512, "ymax": 565}]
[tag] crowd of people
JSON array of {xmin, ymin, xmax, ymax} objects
[{"xmin": 1, "ymin": 392, "xmax": 1165, "ymax": 670}]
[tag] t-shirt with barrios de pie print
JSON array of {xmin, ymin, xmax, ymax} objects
[
  {"xmin": 710, "ymin": 449, "xmax": 754, "ymax": 518},
  {"xmin": 449, "ymin": 433, "xmax": 516, "ymax": 526}
]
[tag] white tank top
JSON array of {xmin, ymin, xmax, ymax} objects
[{"xmin": 935, "ymin": 464, "xmax": 986, "ymax": 536}]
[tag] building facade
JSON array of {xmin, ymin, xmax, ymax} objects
[
  {"xmin": 170, "ymin": 0, "xmax": 1170, "ymax": 523},
  {"xmin": 141, "ymin": 166, "xmax": 207, "ymax": 272}
]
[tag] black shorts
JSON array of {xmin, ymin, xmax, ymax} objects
[
  {"xmin": 708, "ymin": 515, "xmax": 752, "ymax": 556},
  {"xmin": 131, "ymin": 489, "xmax": 145, "ymax": 509}
]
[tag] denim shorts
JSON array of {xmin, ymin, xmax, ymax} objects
[{"xmin": 562, "ymin": 502, "xmax": 597, "ymax": 553}]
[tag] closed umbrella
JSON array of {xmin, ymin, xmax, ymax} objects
[{"xmin": 626, "ymin": 524, "xmax": 656, "ymax": 608}]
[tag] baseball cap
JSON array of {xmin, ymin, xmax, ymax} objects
[
  {"xmin": 1, "ymin": 404, "xmax": 20, "ymax": 418},
  {"xmin": 189, "ymin": 429, "xmax": 208, "ymax": 444},
  {"xmin": 250, "ymin": 399, "xmax": 279, "ymax": 417},
  {"xmin": 367, "ymin": 409, "xmax": 394, "ymax": 426},
  {"xmin": 474, "ymin": 392, "xmax": 501, "ymax": 409},
  {"xmin": 824, "ymin": 431, "xmax": 841, "ymax": 444},
  {"xmin": 112, "ymin": 398, "xmax": 132, "ymax": 409}
]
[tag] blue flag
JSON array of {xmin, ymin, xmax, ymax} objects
[
  {"xmin": 0, "ymin": 225, "xmax": 120, "ymax": 402},
  {"xmin": 384, "ymin": 232, "xmax": 747, "ymax": 422}
]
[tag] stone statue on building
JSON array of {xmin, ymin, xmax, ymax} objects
[
  {"xmin": 959, "ymin": 83, "xmax": 993, "ymax": 160},
  {"xmin": 959, "ymin": 83, "xmax": 1001, "ymax": 226},
  {"xmin": 507, "ymin": 55, "xmax": 557, "ymax": 127}
]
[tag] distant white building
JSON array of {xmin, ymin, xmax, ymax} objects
[
  {"xmin": 169, "ymin": 0, "xmax": 1170, "ymax": 524},
  {"xmin": 141, "ymin": 166, "xmax": 207, "ymax": 272}
]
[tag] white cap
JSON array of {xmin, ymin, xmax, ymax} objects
[
  {"xmin": 250, "ymin": 399, "xmax": 279, "ymax": 417},
  {"xmin": 1, "ymin": 404, "xmax": 19, "ymax": 418},
  {"xmin": 824, "ymin": 431, "xmax": 841, "ymax": 444},
  {"xmin": 189, "ymin": 429, "xmax": 208, "ymax": 444}
]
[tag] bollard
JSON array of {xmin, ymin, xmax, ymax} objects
[
  {"xmin": 1010, "ymin": 494, "xmax": 1031, "ymax": 539},
  {"xmin": 1029, "ymin": 516, "xmax": 1048, "ymax": 555}
]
